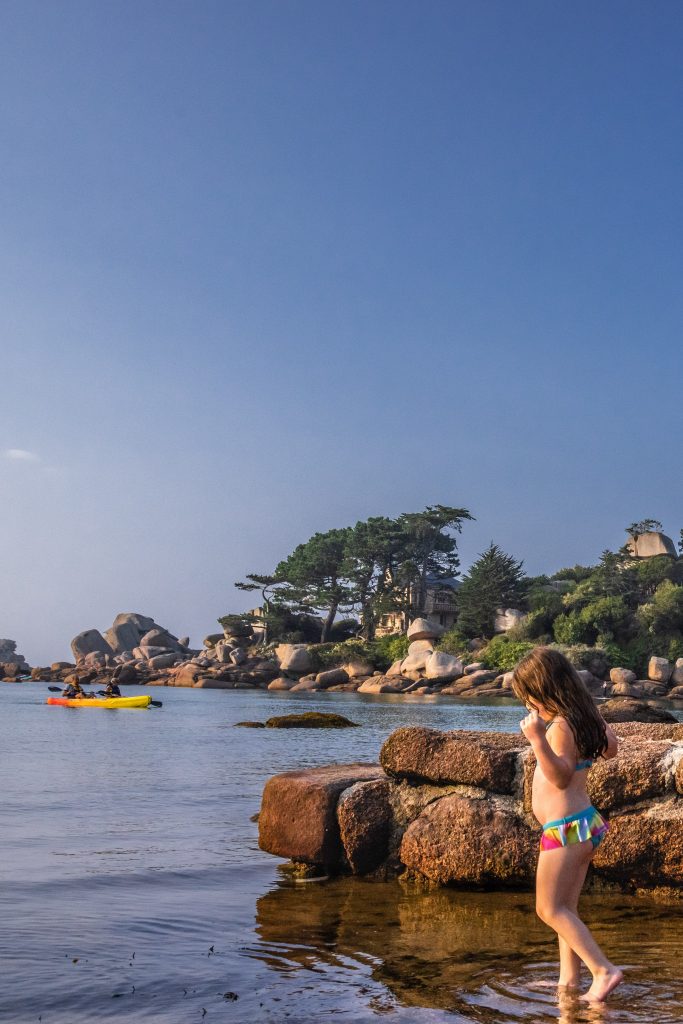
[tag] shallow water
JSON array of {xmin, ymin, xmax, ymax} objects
[{"xmin": 1, "ymin": 684, "xmax": 681, "ymax": 1023}]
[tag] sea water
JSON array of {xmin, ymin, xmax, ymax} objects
[{"xmin": 1, "ymin": 685, "xmax": 681, "ymax": 1023}]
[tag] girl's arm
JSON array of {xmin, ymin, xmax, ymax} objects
[
  {"xmin": 600, "ymin": 719, "xmax": 619, "ymax": 759},
  {"xmin": 521, "ymin": 712, "xmax": 575, "ymax": 789}
]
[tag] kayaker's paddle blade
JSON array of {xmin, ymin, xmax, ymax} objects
[
  {"xmin": 48, "ymin": 686, "xmax": 62, "ymax": 692},
  {"xmin": 150, "ymin": 700, "xmax": 163, "ymax": 708}
]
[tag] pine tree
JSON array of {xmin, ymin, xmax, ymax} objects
[{"xmin": 457, "ymin": 543, "xmax": 526, "ymax": 639}]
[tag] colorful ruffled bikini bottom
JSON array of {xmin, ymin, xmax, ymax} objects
[{"xmin": 540, "ymin": 805, "xmax": 609, "ymax": 852}]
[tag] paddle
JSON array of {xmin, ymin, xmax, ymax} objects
[{"xmin": 47, "ymin": 685, "xmax": 162, "ymax": 708}]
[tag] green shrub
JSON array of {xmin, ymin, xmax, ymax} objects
[
  {"xmin": 508, "ymin": 608, "xmax": 554, "ymax": 641},
  {"xmin": 437, "ymin": 628, "xmax": 469, "ymax": 658},
  {"xmin": 551, "ymin": 644, "xmax": 611, "ymax": 678},
  {"xmin": 307, "ymin": 634, "xmax": 408, "ymax": 672},
  {"xmin": 666, "ymin": 636, "xmax": 683, "ymax": 664},
  {"xmin": 478, "ymin": 635, "xmax": 536, "ymax": 672},
  {"xmin": 369, "ymin": 633, "xmax": 409, "ymax": 668},
  {"xmin": 553, "ymin": 612, "xmax": 592, "ymax": 645}
]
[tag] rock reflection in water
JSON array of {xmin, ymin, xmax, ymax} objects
[{"xmin": 252, "ymin": 875, "xmax": 683, "ymax": 1023}]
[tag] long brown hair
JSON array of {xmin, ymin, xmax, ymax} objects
[{"xmin": 512, "ymin": 647, "xmax": 607, "ymax": 760}]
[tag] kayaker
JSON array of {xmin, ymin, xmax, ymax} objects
[
  {"xmin": 103, "ymin": 681, "xmax": 121, "ymax": 697},
  {"xmin": 61, "ymin": 680, "xmax": 96, "ymax": 700},
  {"xmin": 62, "ymin": 680, "xmax": 84, "ymax": 698}
]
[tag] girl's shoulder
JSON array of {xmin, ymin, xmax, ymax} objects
[{"xmin": 545, "ymin": 716, "xmax": 578, "ymax": 751}]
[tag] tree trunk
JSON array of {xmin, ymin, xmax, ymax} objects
[{"xmin": 321, "ymin": 600, "xmax": 339, "ymax": 643}]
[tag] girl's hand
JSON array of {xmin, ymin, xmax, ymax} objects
[{"xmin": 520, "ymin": 710, "xmax": 546, "ymax": 744}]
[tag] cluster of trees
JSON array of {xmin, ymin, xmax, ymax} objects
[
  {"xmin": 234, "ymin": 505, "xmax": 473, "ymax": 643},
  {"xmin": 228, "ymin": 510, "xmax": 683, "ymax": 675},
  {"xmin": 482, "ymin": 522, "xmax": 683, "ymax": 674}
]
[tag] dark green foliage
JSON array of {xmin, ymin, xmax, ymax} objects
[
  {"xmin": 636, "ymin": 581, "xmax": 683, "ymax": 645},
  {"xmin": 438, "ymin": 628, "xmax": 470, "ymax": 658},
  {"xmin": 478, "ymin": 636, "xmax": 536, "ymax": 672},
  {"xmin": 551, "ymin": 565, "xmax": 594, "ymax": 583},
  {"xmin": 309, "ymin": 633, "xmax": 409, "ymax": 672},
  {"xmin": 329, "ymin": 618, "xmax": 361, "ymax": 641},
  {"xmin": 625, "ymin": 518, "xmax": 664, "ymax": 538},
  {"xmin": 457, "ymin": 543, "xmax": 527, "ymax": 639},
  {"xmin": 553, "ymin": 596, "xmax": 632, "ymax": 647},
  {"xmin": 237, "ymin": 505, "xmax": 473, "ymax": 643},
  {"xmin": 371, "ymin": 633, "xmax": 410, "ymax": 667}
]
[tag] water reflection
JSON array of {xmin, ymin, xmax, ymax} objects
[{"xmin": 251, "ymin": 875, "xmax": 683, "ymax": 1023}]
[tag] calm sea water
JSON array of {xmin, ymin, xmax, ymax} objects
[{"xmin": 1, "ymin": 684, "xmax": 682, "ymax": 1024}]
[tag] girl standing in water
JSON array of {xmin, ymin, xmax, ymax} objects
[{"xmin": 512, "ymin": 647, "xmax": 623, "ymax": 1001}]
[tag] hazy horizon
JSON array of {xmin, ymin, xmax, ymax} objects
[{"xmin": 3, "ymin": 1, "xmax": 683, "ymax": 664}]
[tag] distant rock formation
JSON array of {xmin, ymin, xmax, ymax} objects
[
  {"xmin": 0, "ymin": 639, "xmax": 30, "ymax": 679},
  {"xmin": 71, "ymin": 613, "xmax": 190, "ymax": 666},
  {"xmin": 626, "ymin": 530, "xmax": 677, "ymax": 558}
]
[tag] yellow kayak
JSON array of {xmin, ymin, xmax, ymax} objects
[{"xmin": 46, "ymin": 695, "xmax": 152, "ymax": 709}]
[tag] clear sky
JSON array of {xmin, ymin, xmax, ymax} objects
[{"xmin": 2, "ymin": 1, "xmax": 682, "ymax": 664}]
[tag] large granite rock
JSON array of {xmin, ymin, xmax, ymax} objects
[
  {"xmin": 600, "ymin": 698, "xmax": 678, "ymax": 723},
  {"xmin": 258, "ymin": 722, "xmax": 683, "ymax": 897},
  {"xmin": 626, "ymin": 531, "xmax": 677, "ymax": 558},
  {"xmin": 671, "ymin": 659, "xmax": 683, "ymax": 687},
  {"xmin": 315, "ymin": 668, "xmax": 349, "ymax": 688},
  {"xmin": 71, "ymin": 629, "xmax": 113, "ymax": 662},
  {"xmin": 424, "ymin": 652, "xmax": 463, "ymax": 682},
  {"xmin": 648, "ymin": 656, "xmax": 673, "ymax": 683},
  {"xmin": 587, "ymin": 738, "xmax": 672, "ymax": 812},
  {"xmin": 380, "ymin": 727, "xmax": 526, "ymax": 793},
  {"xmin": 407, "ymin": 618, "xmax": 443, "ymax": 641},
  {"xmin": 400, "ymin": 794, "xmax": 537, "ymax": 886},
  {"xmin": 337, "ymin": 778, "xmax": 393, "ymax": 874},
  {"xmin": 0, "ymin": 639, "xmax": 29, "ymax": 669},
  {"xmin": 592, "ymin": 802, "xmax": 683, "ymax": 888},
  {"xmin": 258, "ymin": 764, "xmax": 386, "ymax": 866},
  {"xmin": 609, "ymin": 667, "xmax": 637, "ymax": 686},
  {"xmin": 494, "ymin": 608, "xmax": 525, "ymax": 633},
  {"xmin": 400, "ymin": 650, "xmax": 432, "ymax": 673},
  {"xmin": 275, "ymin": 644, "xmax": 312, "ymax": 674}
]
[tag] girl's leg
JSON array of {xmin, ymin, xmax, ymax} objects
[
  {"xmin": 557, "ymin": 847, "xmax": 592, "ymax": 987},
  {"xmin": 536, "ymin": 840, "xmax": 623, "ymax": 1001}
]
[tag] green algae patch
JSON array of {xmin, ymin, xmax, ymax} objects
[{"xmin": 265, "ymin": 712, "xmax": 359, "ymax": 729}]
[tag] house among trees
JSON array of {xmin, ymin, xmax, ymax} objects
[{"xmin": 376, "ymin": 574, "xmax": 461, "ymax": 636}]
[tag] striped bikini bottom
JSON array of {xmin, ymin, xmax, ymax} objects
[{"xmin": 540, "ymin": 805, "xmax": 609, "ymax": 852}]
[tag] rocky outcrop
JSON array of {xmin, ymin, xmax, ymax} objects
[
  {"xmin": 0, "ymin": 639, "xmax": 30, "ymax": 678},
  {"xmin": 494, "ymin": 608, "xmax": 526, "ymax": 633},
  {"xmin": 275, "ymin": 644, "xmax": 312, "ymax": 675},
  {"xmin": 626, "ymin": 530, "xmax": 677, "ymax": 559},
  {"xmin": 600, "ymin": 698, "xmax": 677, "ymax": 723},
  {"xmin": 258, "ymin": 764, "xmax": 386, "ymax": 866},
  {"xmin": 70, "ymin": 629, "xmax": 113, "ymax": 662},
  {"xmin": 258, "ymin": 722, "xmax": 683, "ymax": 897}
]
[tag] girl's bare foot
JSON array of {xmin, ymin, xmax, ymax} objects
[{"xmin": 579, "ymin": 966, "xmax": 624, "ymax": 1001}]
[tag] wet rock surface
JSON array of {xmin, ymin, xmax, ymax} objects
[{"xmin": 259, "ymin": 722, "xmax": 683, "ymax": 897}]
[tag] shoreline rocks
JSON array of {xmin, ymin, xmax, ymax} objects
[{"xmin": 258, "ymin": 722, "xmax": 683, "ymax": 898}]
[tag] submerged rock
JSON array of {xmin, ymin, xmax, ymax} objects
[{"xmin": 264, "ymin": 712, "xmax": 358, "ymax": 729}]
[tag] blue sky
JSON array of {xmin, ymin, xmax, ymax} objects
[{"xmin": 2, "ymin": 1, "xmax": 682, "ymax": 663}]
